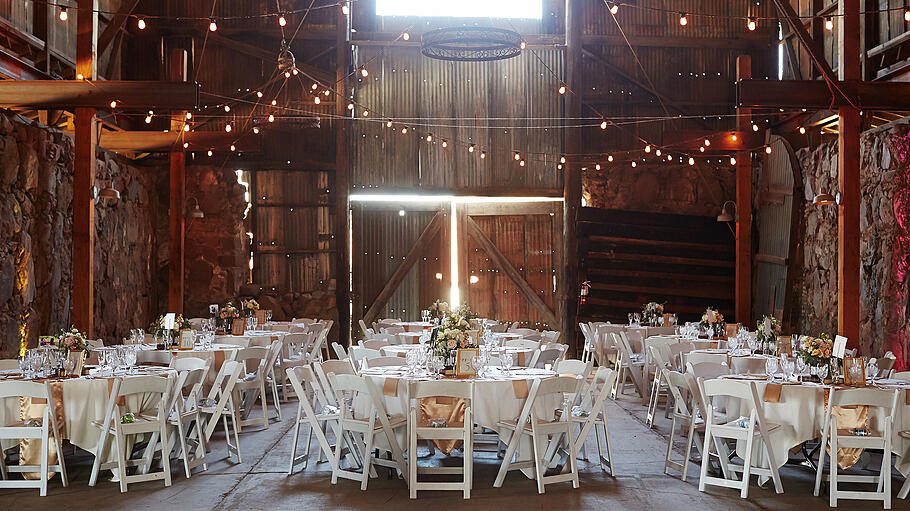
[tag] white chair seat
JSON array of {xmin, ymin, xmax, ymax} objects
[{"xmin": 720, "ymin": 418, "xmax": 781, "ymax": 435}]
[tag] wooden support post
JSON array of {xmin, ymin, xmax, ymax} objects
[
  {"xmin": 335, "ymin": 4, "xmax": 352, "ymax": 346},
  {"xmin": 562, "ymin": 0, "xmax": 582, "ymax": 352},
  {"xmin": 72, "ymin": 0, "xmax": 98, "ymax": 336},
  {"xmin": 168, "ymin": 49, "xmax": 187, "ymax": 314},
  {"xmin": 32, "ymin": 0, "xmax": 49, "ymax": 74},
  {"xmin": 838, "ymin": 0, "xmax": 861, "ymax": 347},
  {"xmin": 735, "ymin": 55, "xmax": 752, "ymax": 326}
]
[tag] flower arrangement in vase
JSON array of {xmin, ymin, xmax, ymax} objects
[
  {"xmin": 218, "ymin": 302, "xmax": 240, "ymax": 331},
  {"xmin": 55, "ymin": 327, "xmax": 90, "ymax": 376},
  {"xmin": 242, "ymin": 298, "xmax": 260, "ymax": 317},
  {"xmin": 427, "ymin": 299, "xmax": 450, "ymax": 322},
  {"xmin": 149, "ymin": 314, "xmax": 192, "ymax": 344},
  {"xmin": 699, "ymin": 307, "xmax": 725, "ymax": 338},
  {"xmin": 426, "ymin": 303, "xmax": 474, "ymax": 368},
  {"xmin": 641, "ymin": 302, "xmax": 665, "ymax": 326},
  {"xmin": 755, "ymin": 315, "xmax": 781, "ymax": 352},
  {"xmin": 798, "ymin": 333, "xmax": 833, "ymax": 368}
]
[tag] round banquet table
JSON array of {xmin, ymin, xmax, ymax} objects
[
  {"xmin": 393, "ymin": 321, "xmax": 434, "ymax": 332},
  {"xmin": 379, "ymin": 344, "xmax": 535, "ymax": 366},
  {"xmin": 714, "ymin": 376, "xmax": 910, "ymax": 477},
  {"xmin": 144, "ymin": 343, "xmax": 239, "ymax": 384},
  {"xmin": 0, "ymin": 367, "xmax": 175, "ymax": 469},
  {"xmin": 215, "ymin": 330, "xmax": 285, "ymax": 347}
]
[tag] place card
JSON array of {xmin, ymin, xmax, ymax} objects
[
  {"xmin": 834, "ymin": 335, "xmax": 848, "ymax": 359},
  {"xmin": 178, "ymin": 329, "xmax": 195, "ymax": 350},
  {"xmin": 255, "ymin": 310, "xmax": 268, "ymax": 324},
  {"xmin": 842, "ymin": 357, "xmax": 866, "ymax": 386},
  {"xmin": 164, "ymin": 312, "xmax": 176, "ymax": 331},
  {"xmin": 725, "ymin": 323, "xmax": 740, "ymax": 338},
  {"xmin": 231, "ymin": 318, "xmax": 245, "ymax": 336},
  {"xmin": 777, "ymin": 336, "xmax": 793, "ymax": 356}
]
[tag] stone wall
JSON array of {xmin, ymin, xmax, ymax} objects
[
  {"xmin": 0, "ymin": 111, "xmax": 162, "ymax": 357},
  {"xmin": 582, "ymin": 160, "xmax": 736, "ymax": 217},
  {"xmin": 796, "ymin": 123, "xmax": 910, "ymax": 367}
]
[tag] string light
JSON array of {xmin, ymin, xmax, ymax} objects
[
  {"xmin": 209, "ymin": 18, "xmax": 218, "ymax": 31},
  {"xmin": 730, "ymin": 157, "xmax": 737, "ymax": 165},
  {"xmin": 144, "ymin": 113, "xmax": 152, "ymax": 124},
  {"xmin": 323, "ymin": 89, "xmax": 330, "ymax": 96},
  {"xmin": 752, "ymin": 123, "xmax": 759, "ymax": 132},
  {"xmin": 609, "ymin": 3, "xmax": 619, "ymax": 15},
  {"xmin": 480, "ymin": 151, "xmax": 486, "ymax": 159},
  {"xmin": 183, "ymin": 142, "xmax": 189, "ymax": 149},
  {"xmin": 468, "ymin": 144, "xmax": 475, "ymax": 153},
  {"xmin": 679, "ymin": 12, "xmax": 688, "ymax": 26},
  {"xmin": 59, "ymin": 7, "xmax": 67, "ymax": 21},
  {"xmin": 225, "ymin": 123, "xmax": 232, "ymax": 132},
  {"xmin": 699, "ymin": 146, "xmax": 705, "ymax": 152},
  {"xmin": 594, "ymin": 163, "xmax": 601, "ymax": 170},
  {"xmin": 519, "ymin": 159, "xmax": 526, "ymax": 167},
  {"xmin": 347, "ymin": 102, "xmax": 355, "ymax": 110},
  {"xmin": 284, "ymin": 71, "xmax": 291, "ymax": 78},
  {"xmin": 256, "ymin": 91, "xmax": 263, "ymax": 98},
  {"xmin": 520, "ymin": 41, "xmax": 527, "ymax": 50},
  {"xmin": 765, "ymin": 145, "xmax": 773, "ymax": 154},
  {"xmin": 253, "ymin": 127, "xmax": 260, "ymax": 134},
  {"xmin": 207, "ymin": 149, "xmax": 213, "ymax": 157},
  {"xmin": 386, "ymin": 120, "xmax": 393, "ymax": 128},
  {"xmin": 560, "ymin": 155, "xmax": 566, "ymax": 164},
  {"xmin": 558, "ymin": 84, "xmax": 567, "ymax": 95},
  {"xmin": 644, "ymin": 144, "xmax": 651, "ymax": 153},
  {"xmin": 906, "ymin": 9, "xmax": 910, "ymax": 21},
  {"xmin": 268, "ymin": 113, "xmax": 275, "ymax": 122},
  {"xmin": 271, "ymin": 99, "xmax": 277, "ymax": 106},
  {"xmin": 426, "ymin": 133, "xmax": 433, "ymax": 142},
  {"xmin": 631, "ymin": 161, "xmax": 637, "ymax": 167},
  {"xmin": 688, "ymin": 157, "xmax": 695, "ymax": 165},
  {"xmin": 341, "ymin": 4, "xmax": 349, "ymax": 15},
  {"xmin": 704, "ymin": 139, "xmax": 710, "ymax": 146},
  {"xmin": 655, "ymin": 149, "xmax": 662, "ymax": 156},
  {"xmin": 109, "ymin": 100, "xmax": 117, "ymax": 108},
  {"xmin": 186, "ymin": 112, "xmax": 192, "ymax": 120},
  {"xmin": 799, "ymin": 126, "xmax": 806, "ymax": 134},
  {"xmin": 441, "ymin": 139, "xmax": 448, "ymax": 148},
  {"xmin": 230, "ymin": 144, "xmax": 236, "ymax": 151},
  {"xmin": 667, "ymin": 154, "xmax": 673, "ymax": 161},
  {"xmin": 825, "ymin": 16, "xmax": 833, "ymax": 30},
  {"xmin": 362, "ymin": 109, "xmax": 369, "ymax": 117},
  {"xmin": 401, "ymin": 126, "xmax": 408, "ymax": 134},
  {"xmin": 223, "ymin": 105, "xmax": 230, "ymax": 112},
  {"xmin": 731, "ymin": 133, "xmax": 738, "ymax": 141},
  {"xmin": 747, "ymin": 17, "xmax": 756, "ymax": 31},
  {"xmin": 183, "ymin": 123, "xmax": 190, "ymax": 132},
  {"xmin": 607, "ymin": 155, "xmax": 614, "ymax": 162},
  {"xmin": 402, "ymin": 32, "xmax": 410, "ymax": 41},
  {"xmin": 137, "ymin": 18, "xmax": 146, "ymax": 30},
  {"xmin": 278, "ymin": 13, "xmax": 287, "ymax": 27},
  {"xmin": 360, "ymin": 66, "xmax": 369, "ymax": 78},
  {"xmin": 76, "ymin": 73, "xmax": 84, "ymax": 80},
  {"xmin": 513, "ymin": 151, "xmax": 521, "ymax": 161},
  {"xmin": 557, "ymin": 164, "xmax": 563, "ymax": 170},
  {"xmin": 311, "ymin": 83, "xmax": 318, "ymax": 90},
  {"xmin": 314, "ymin": 96, "xmax": 321, "ymax": 104},
  {"xmin": 600, "ymin": 120, "xmax": 607, "ymax": 129}
]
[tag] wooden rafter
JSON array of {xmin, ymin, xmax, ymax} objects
[
  {"xmin": 362, "ymin": 212, "xmax": 445, "ymax": 325},
  {"xmin": 771, "ymin": 0, "xmax": 837, "ymax": 84},
  {"xmin": 465, "ymin": 216, "xmax": 558, "ymax": 327},
  {"xmin": 0, "ymin": 80, "xmax": 199, "ymax": 109},
  {"xmin": 97, "ymin": 0, "xmax": 139, "ymax": 56},
  {"xmin": 738, "ymin": 79, "xmax": 910, "ymax": 110},
  {"xmin": 99, "ymin": 130, "xmax": 260, "ymax": 152}
]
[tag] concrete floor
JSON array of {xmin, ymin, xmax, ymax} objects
[{"xmin": 0, "ymin": 392, "xmax": 903, "ymax": 510}]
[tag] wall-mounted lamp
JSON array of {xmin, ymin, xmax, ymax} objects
[
  {"xmin": 186, "ymin": 197, "xmax": 204, "ymax": 219},
  {"xmin": 716, "ymin": 200, "xmax": 737, "ymax": 222},
  {"xmin": 93, "ymin": 184, "xmax": 120, "ymax": 203},
  {"xmin": 813, "ymin": 191, "xmax": 839, "ymax": 206}
]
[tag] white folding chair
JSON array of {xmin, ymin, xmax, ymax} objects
[
  {"xmin": 407, "ymin": 380, "xmax": 473, "ymax": 499},
  {"xmin": 611, "ymin": 332, "xmax": 647, "ymax": 400},
  {"xmin": 329, "ymin": 373, "xmax": 407, "ymax": 490},
  {"xmin": 730, "ymin": 356, "xmax": 767, "ymax": 374},
  {"xmin": 571, "ymin": 367, "xmax": 617, "ymax": 474},
  {"xmin": 286, "ymin": 366, "xmax": 337, "ymax": 475},
  {"xmin": 494, "ymin": 376, "xmax": 581, "ymax": 494},
  {"xmin": 646, "ymin": 345, "xmax": 672, "ymax": 428},
  {"xmin": 359, "ymin": 319, "xmax": 374, "ymax": 337},
  {"xmin": 313, "ymin": 360, "xmax": 360, "ymax": 467},
  {"xmin": 505, "ymin": 339, "xmax": 540, "ymax": 351},
  {"xmin": 136, "ymin": 350, "xmax": 172, "ymax": 366},
  {"xmin": 332, "ymin": 342, "xmax": 348, "ymax": 360},
  {"xmin": 276, "ymin": 333, "xmax": 313, "ymax": 402},
  {"xmin": 663, "ymin": 370, "xmax": 704, "ymax": 480},
  {"xmin": 380, "ymin": 326, "xmax": 406, "ymax": 335},
  {"xmin": 698, "ymin": 378, "xmax": 783, "ymax": 498},
  {"xmin": 200, "ymin": 360, "xmax": 244, "ymax": 463},
  {"xmin": 167, "ymin": 367, "xmax": 208, "ymax": 478},
  {"xmin": 359, "ymin": 339, "xmax": 390, "ymax": 350},
  {"xmin": 350, "ymin": 347, "xmax": 381, "ymax": 371},
  {"xmin": 687, "ymin": 351, "xmax": 728, "ymax": 366},
  {"xmin": 231, "ymin": 346, "xmax": 271, "ymax": 431},
  {"xmin": 541, "ymin": 331, "xmax": 561, "ymax": 343},
  {"xmin": 897, "ymin": 372, "xmax": 910, "ymax": 499},
  {"xmin": 530, "ymin": 345, "xmax": 566, "ymax": 369},
  {"xmin": 813, "ymin": 387, "xmax": 899, "ymax": 508},
  {"xmin": 669, "ymin": 342, "xmax": 695, "ymax": 371},
  {"xmin": 578, "ymin": 323, "xmax": 595, "ymax": 364},
  {"xmin": 686, "ymin": 361, "xmax": 730, "ymax": 379},
  {"xmin": 89, "ymin": 373, "xmax": 176, "ymax": 492},
  {"xmin": 362, "ymin": 356, "xmax": 407, "ymax": 369},
  {"xmin": 0, "ymin": 381, "xmax": 68, "ymax": 496}
]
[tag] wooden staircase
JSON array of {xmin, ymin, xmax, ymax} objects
[{"xmin": 578, "ymin": 207, "xmax": 735, "ymax": 324}]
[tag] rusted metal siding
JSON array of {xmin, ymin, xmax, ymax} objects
[{"xmin": 351, "ymin": 46, "xmax": 563, "ymax": 192}]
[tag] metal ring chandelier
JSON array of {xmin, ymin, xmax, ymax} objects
[{"xmin": 421, "ymin": 27, "xmax": 523, "ymax": 62}]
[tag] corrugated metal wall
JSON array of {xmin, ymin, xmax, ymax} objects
[
  {"xmin": 351, "ymin": 46, "xmax": 564, "ymax": 192},
  {"xmin": 754, "ymin": 135, "xmax": 795, "ymax": 320}
]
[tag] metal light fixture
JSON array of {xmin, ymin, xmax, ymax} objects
[
  {"xmin": 813, "ymin": 191, "xmax": 839, "ymax": 206},
  {"xmin": 93, "ymin": 183, "xmax": 120, "ymax": 203},
  {"xmin": 717, "ymin": 200, "xmax": 736, "ymax": 222},
  {"xmin": 186, "ymin": 197, "xmax": 204, "ymax": 219}
]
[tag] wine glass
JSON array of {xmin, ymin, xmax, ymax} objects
[
  {"xmin": 747, "ymin": 335, "xmax": 759, "ymax": 354},
  {"xmin": 124, "ymin": 346, "xmax": 137, "ymax": 374},
  {"xmin": 816, "ymin": 363, "xmax": 829, "ymax": 382},
  {"xmin": 502, "ymin": 352, "xmax": 514, "ymax": 372},
  {"xmin": 628, "ymin": 313, "xmax": 634, "ymax": 326},
  {"xmin": 765, "ymin": 356, "xmax": 779, "ymax": 381},
  {"xmin": 780, "ymin": 355, "xmax": 795, "ymax": 382},
  {"xmin": 727, "ymin": 335, "xmax": 740, "ymax": 354},
  {"xmin": 866, "ymin": 359, "xmax": 879, "ymax": 382},
  {"xmin": 795, "ymin": 356, "xmax": 807, "ymax": 382}
]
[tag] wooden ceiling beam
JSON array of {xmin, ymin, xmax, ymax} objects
[
  {"xmin": 771, "ymin": 0, "xmax": 837, "ymax": 84},
  {"xmin": 99, "ymin": 130, "xmax": 259, "ymax": 152},
  {"xmin": 737, "ymin": 79, "xmax": 910, "ymax": 110},
  {"xmin": 0, "ymin": 80, "xmax": 199, "ymax": 109},
  {"xmin": 97, "ymin": 0, "xmax": 139, "ymax": 56}
]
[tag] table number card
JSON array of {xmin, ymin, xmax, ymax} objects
[
  {"xmin": 255, "ymin": 310, "xmax": 268, "ymax": 325},
  {"xmin": 164, "ymin": 312, "xmax": 176, "ymax": 331},
  {"xmin": 455, "ymin": 348, "xmax": 479, "ymax": 377},
  {"xmin": 231, "ymin": 318, "xmax": 245, "ymax": 336},
  {"xmin": 842, "ymin": 357, "xmax": 866, "ymax": 386},
  {"xmin": 725, "ymin": 323, "xmax": 740, "ymax": 338},
  {"xmin": 178, "ymin": 329, "xmax": 196, "ymax": 350},
  {"xmin": 776, "ymin": 336, "xmax": 793, "ymax": 356},
  {"xmin": 834, "ymin": 335, "xmax": 848, "ymax": 359},
  {"xmin": 209, "ymin": 304, "xmax": 219, "ymax": 315}
]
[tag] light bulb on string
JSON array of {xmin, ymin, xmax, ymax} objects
[
  {"xmin": 609, "ymin": 3, "xmax": 619, "ymax": 15},
  {"xmin": 225, "ymin": 123, "xmax": 232, "ymax": 133},
  {"xmin": 292, "ymin": 68, "xmax": 298, "ymax": 76},
  {"xmin": 631, "ymin": 161, "xmax": 637, "ymax": 168},
  {"xmin": 207, "ymin": 149, "xmax": 213, "ymax": 157},
  {"xmin": 256, "ymin": 91, "xmax": 263, "ymax": 98},
  {"xmin": 752, "ymin": 123, "xmax": 759, "ymax": 132},
  {"xmin": 799, "ymin": 126, "xmax": 806, "ymax": 134},
  {"xmin": 145, "ymin": 114, "xmax": 152, "ymax": 124},
  {"xmin": 560, "ymin": 155, "xmax": 566, "ymax": 164},
  {"xmin": 426, "ymin": 133, "xmax": 433, "ymax": 142},
  {"xmin": 905, "ymin": 9, "xmax": 910, "ymax": 22},
  {"xmin": 230, "ymin": 144, "xmax": 236, "ymax": 151},
  {"xmin": 730, "ymin": 157, "xmax": 737, "ymax": 165},
  {"xmin": 600, "ymin": 120, "xmax": 607, "ymax": 129},
  {"xmin": 386, "ymin": 120, "xmax": 393, "ymax": 128},
  {"xmin": 284, "ymin": 71, "xmax": 291, "ymax": 78},
  {"xmin": 688, "ymin": 157, "xmax": 695, "ymax": 165},
  {"xmin": 704, "ymin": 139, "xmax": 710, "ymax": 146},
  {"xmin": 271, "ymin": 99, "xmax": 277, "ymax": 106},
  {"xmin": 341, "ymin": 4, "xmax": 349, "ymax": 15},
  {"xmin": 655, "ymin": 149, "xmax": 662, "ymax": 156},
  {"xmin": 441, "ymin": 139, "xmax": 448, "ymax": 148},
  {"xmin": 311, "ymin": 83, "xmax": 318, "ymax": 90},
  {"xmin": 765, "ymin": 145, "xmax": 773, "ymax": 154},
  {"xmin": 594, "ymin": 163, "xmax": 601, "ymax": 171},
  {"xmin": 314, "ymin": 96, "xmax": 321, "ymax": 104},
  {"xmin": 480, "ymin": 151, "xmax": 486, "ymax": 159},
  {"xmin": 268, "ymin": 113, "xmax": 275, "ymax": 123},
  {"xmin": 520, "ymin": 41, "xmax": 527, "ymax": 50},
  {"xmin": 731, "ymin": 133, "xmax": 737, "ymax": 141},
  {"xmin": 401, "ymin": 126, "xmax": 408, "ymax": 134},
  {"xmin": 59, "ymin": 7, "xmax": 67, "ymax": 21},
  {"xmin": 76, "ymin": 73, "xmax": 84, "ymax": 80},
  {"xmin": 557, "ymin": 164, "xmax": 563, "ymax": 170},
  {"xmin": 514, "ymin": 152, "xmax": 521, "ymax": 161},
  {"xmin": 323, "ymin": 89, "xmax": 330, "ymax": 96},
  {"xmin": 137, "ymin": 18, "xmax": 146, "ymax": 30},
  {"xmin": 278, "ymin": 14, "xmax": 287, "ymax": 27},
  {"xmin": 747, "ymin": 17, "xmax": 756, "ymax": 31},
  {"xmin": 699, "ymin": 146, "xmax": 705, "ymax": 152},
  {"xmin": 360, "ymin": 67, "xmax": 369, "ymax": 78},
  {"xmin": 224, "ymin": 105, "xmax": 230, "ymax": 112},
  {"xmin": 519, "ymin": 159, "xmax": 526, "ymax": 167},
  {"xmin": 558, "ymin": 84, "xmax": 567, "ymax": 95},
  {"xmin": 825, "ymin": 16, "xmax": 833, "ymax": 31},
  {"xmin": 109, "ymin": 100, "xmax": 117, "ymax": 109},
  {"xmin": 667, "ymin": 154, "xmax": 673, "ymax": 161},
  {"xmin": 468, "ymin": 144, "xmax": 475, "ymax": 153},
  {"xmin": 679, "ymin": 12, "xmax": 688, "ymax": 26},
  {"xmin": 253, "ymin": 127, "xmax": 260, "ymax": 134},
  {"xmin": 644, "ymin": 144, "xmax": 651, "ymax": 153},
  {"xmin": 607, "ymin": 155, "xmax": 613, "ymax": 162},
  {"xmin": 402, "ymin": 32, "xmax": 410, "ymax": 41},
  {"xmin": 362, "ymin": 109, "xmax": 369, "ymax": 117},
  {"xmin": 183, "ymin": 123, "xmax": 190, "ymax": 132},
  {"xmin": 209, "ymin": 18, "xmax": 218, "ymax": 32},
  {"xmin": 347, "ymin": 102, "xmax": 354, "ymax": 111},
  {"xmin": 183, "ymin": 142, "xmax": 189, "ymax": 149}
]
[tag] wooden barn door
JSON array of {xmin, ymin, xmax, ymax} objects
[
  {"xmin": 352, "ymin": 202, "xmax": 449, "ymax": 338},
  {"xmin": 460, "ymin": 202, "xmax": 562, "ymax": 330}
]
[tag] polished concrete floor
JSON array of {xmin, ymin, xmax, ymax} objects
[{"xmin": 0, "ymin": 390, "xmax": 903, "ymax": 510}]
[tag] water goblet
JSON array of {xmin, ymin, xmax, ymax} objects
[
  {"xmin": 747, "ymin": 335, "xmax": 760, "ymax": 354},
  {"xmin": 866, "ymin": 359, "xmax": 879, "ymax": 381},
  {"xmin": 780, "ymin": 355, "xmax": 795, "ymax": 382},
  {"xmin": 765, "ymin": 356, "xmax": 779, "ymax": 381},
  {"xmin": 795, "ymin": 356, "xmax": 807, "ymax": 382},
  {"xmin": 628, "ymin": 313, "xmax": 634, "ymax": 326},
  {"xmin": 816, "ymin": 363, "xmax": 829, "ymax": 382},
  {"xmin": 502, "ymin": 352, "xmax": 514, "ymax": 372}
]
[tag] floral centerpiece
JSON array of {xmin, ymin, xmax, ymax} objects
[
  {"xmin": 641, "ymin": 302, "xmax": 665, "ymax": 326},
  {"xmin": 427, "ymin": 299, "xmax": 450, "ymax": 321},
  {"xmin": 218, "ymin": 302, "xmax": 240, "ymax": 331},
  {"xmin": 426, "ymin": 303, "xmax": 474, "ymax": 367},
  {"xmin": 149, "ymin": 313, "xmax": 192, "ymax": 342},
  {"xmin": 755, "ymin": 315, "xmax": 781, "ymax": 349},
  {"xmin": 798, "ymin": 333, "xmax": 833, "ymax": 367},
  {"xmin": 699, "ymin": 307, "xmax": 725, "ymax": 338},
  {"xmin": 54, "ymin": 327, "xmax": 90, "ymax": 357},
  {"xmin": 242, "ymin": 298, "xmax": 260, "ymax": 316}
]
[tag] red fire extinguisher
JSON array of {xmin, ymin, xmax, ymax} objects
[{"xmin": 579, "ymin": 280, "xmax": 591, "ymax": 305}]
